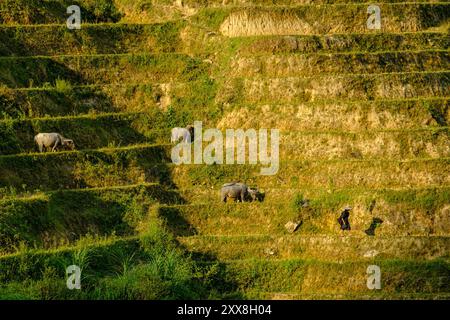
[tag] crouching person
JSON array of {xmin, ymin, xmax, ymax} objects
[{"xmin": 337, "ymin": 206, "xmax": 352, "ymax": 231}]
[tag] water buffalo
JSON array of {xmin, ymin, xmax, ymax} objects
[
  {"xmin": 171, "ymin": 125, "xmax": 194, "ymax": 143},
  {"xmin": 221, "ymin": 182, "xmax": 264, "ymax": 203},
  {"xmin": 34, "ymin": 133, "xmax": 75, "ymax": 153}
]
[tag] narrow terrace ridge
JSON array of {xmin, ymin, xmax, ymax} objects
[
  {"xmin": 1, "ymin": 3, "xmax": 448, "ymax": 40},
  {"xmin": 0, "ymin": 142, "xmax": 172, "ymax": 158},
  {"xmin": 177, "ymin": 234, "xmax": 450, "ymax": 261},
  {"xmin": 0, "ymin": 48, "xmax": 448, "ymax": 59},
  {"xmin": 1, "ymin": 26, "xmax": 448, "ymax": 56},
  {"xmin": 1, "ymin": 182, "xmax": 448, "ymax": 202},
  {"xmin": 1, "ymin": 143, "xmax": 448, "ymax": 161},
  {"xmin": 3, "ymin": 71, "xmax": 448, "ymax": 91},
  {"xmin": 0, "ymin": 53, "xmax": 209, "ymax": 88},
  {"xmin": 249, "ymin": 292, "xmax": 450, "ymax": 300},
  {"xmin": 155, "ymin": 201, "xmax": 450, "ymax": 236}
]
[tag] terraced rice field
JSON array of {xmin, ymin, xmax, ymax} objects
[{"xmin": 0, "ymin": 0, "xmax": 449, "ymax": 300}]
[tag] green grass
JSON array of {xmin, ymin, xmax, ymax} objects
[
  {"xmin": 0, "ymin": 143, "xmax": 173, "ymax": 190},
  {"xmin": 0, "ymin": 113, "xmax": 448, "ymax": 157},
  {"xmin": 0, "ymin": 112, "xmax": 171, "ymax": 155},
  {"xmin": 0, "ymin": 183, "xmax": 185, "ymax": 254},
  {"xmin": 195, "ymin": 258, "xmax": 450, "ymax": 296},
  {"xmin": 0, "ymin": 0, "xmax": 122, "ymax": 25},
  {"xmin": 219, "ymin": 98, "xmax": 450, "ymax": 130},
  {"xmin": 227, "ymin": 71, "xmax": 450, "ymax": 105},
  {"xmin": 0, "ymin": 53, "xmax": 210, "ymax": 88},
  {"xmin": 0, "ymin": 80, "xmax": 218, "ymax": 122},
  {"xmin": 178, "ymin": 234, "xmax": 450, "ymax": 261},
  {"xmin": 0, "ymin": 0, "xmax": 449, "ymax": 300},
  {"xmin": 149, "ymin": 0, "xmax": 450, "ymax": 7},
  {"xmin": 0, "ymin": 225, "xmax": 218, "ymax": 300},
  {"xmin": 0, "ymin": 22, "xmax": 185, "ymax": 56},
  {"xmin": 155, "ymin": 193, "xmax": 450, "ymax": 237},
  {"xmin": 1, "ymin": 153, "xmax": 446, "ymax": 191},
  {"xmin": 174, "ymin": 158, "xmax": 450, "ymax": 189},
  {"xmin": 1, "ymin": 1, "xmax": 449, "ymax": 32},
  {"xmin": 192, "ymin": 3, "xmax": 450, "ymax": 35},
  {"xmin": 1, "ymin": 236, "xmax": 448, "ymax": 299},
  {"xmin": 1, "ymin": 25, "xmax": 448, "ymax": 57},
  {"xmin": 227, "ymin": 50, "xmax": 450, "ymax": 77}
]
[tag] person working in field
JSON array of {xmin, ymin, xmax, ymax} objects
[{"xmin": 338, "ymin": 206, "xmax": 352, "ymax": 231}]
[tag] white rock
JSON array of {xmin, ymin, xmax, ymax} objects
[
  {"xmin": 285, "ymin": 221, "xmax": 300, "ymax": 233},
  {"xmin": 363, "ymin": 249, "xmax": 379, "ymax": 258}
]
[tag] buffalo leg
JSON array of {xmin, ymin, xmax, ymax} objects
[{"xmin": 52, "ymin": 141, "xmax": 59, "ymax": 152}]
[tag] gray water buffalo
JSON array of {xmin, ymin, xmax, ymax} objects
[
  {"xmin": 34, "ymin": 133, "xmax": 75, "ymax": 153},
  {"xmin": 171, "ymin": 125, "xmax": 194, "ymax": 143},
  {"xmin": 221, "ymin": 182, "xmax": 264, "ymax": 203}
]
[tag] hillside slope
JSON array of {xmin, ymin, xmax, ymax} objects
[{"xmin": 0, "ymin": 0, "xmax": 449, "ymax": 299}]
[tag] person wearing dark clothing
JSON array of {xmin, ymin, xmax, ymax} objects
[
  {"xmin": 338, "ymin": 206, "xmax": 352, "ymax": 231},
  {"xmin": 365, "ymin": 217, "xmax": 383, "ymax": 236}
]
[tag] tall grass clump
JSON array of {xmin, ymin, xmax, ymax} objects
[
  {"xmin": 54, "ymin": 78, "xmax": 73, "ymax": 94},
  {"xmin": 94, "ymin": 224, "xmax": 200, "ymax": 299}
]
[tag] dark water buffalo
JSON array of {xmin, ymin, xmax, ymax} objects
[
  {"xmin": 34, "ymin": 133, "xmax": 75, "ymax": 153},
  {"xmin": 221, "ymin": 182, "xmax": 264, "ymax": 203}
]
